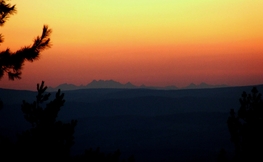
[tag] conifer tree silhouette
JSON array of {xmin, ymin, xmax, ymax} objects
[
  {"xmin": 0, "ymin": 1, "xmax": 131, "ymax": 161},
  {"xmin": 17, "ymin": 81, "xmax": 77, "ymax": 161},
  {"xmin": 227, "ymin": 87, "xmax": 263, "ymax": 161},
  {"xmin": 0, "ymin": 0, "xmax": 52, "ymax": 140},
  {"xmin": 0, "ymin": 0, "xmax": 52, "ymax": 80}
]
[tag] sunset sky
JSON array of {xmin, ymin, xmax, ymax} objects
[{"xmin": 1, "ymin": 0, "xmax": 263, "ymax": 90}]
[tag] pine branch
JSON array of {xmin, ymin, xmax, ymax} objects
[
  {"xmin": 0, "ymin": 25, "xmax": 52, "ymax": 80},
  {"xmin": 0, "ymin": 1, "xmax": 16, "ymax": 26}
]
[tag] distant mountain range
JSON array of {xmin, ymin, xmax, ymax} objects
[{"xmin": 47, "ymin": 79, "xmax": 228, "ymax": 91}]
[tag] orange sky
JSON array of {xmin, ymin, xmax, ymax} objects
[{"xmin": 1, "ymin": 0, "xmax": 263, "ymax": 90}]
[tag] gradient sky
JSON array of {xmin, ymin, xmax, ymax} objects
[{"xmin": 1, "ymin": 0, "xmax": 263, "ymax": 90}]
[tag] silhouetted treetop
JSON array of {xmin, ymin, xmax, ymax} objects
[
  {"xmin": 0, "ymin": 0, "xmax": 52, "ymax": 80},
  {"xmin": 18, "ymin": 81, "xmax": 77, "ymax": 160},
  {"xmin": 227, "ymin": 87, "xmax": 263, "ymax": 161}
]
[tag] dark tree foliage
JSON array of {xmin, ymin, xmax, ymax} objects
[
  {"xmin": 0, "ymin": 0, "xmax": 16, "ymax": 27},
  {"xmin": 227, "ymin": 87, "xmax": 263, "ymax": 161},
  {"xmin": 0, "ymin": 1, "xmax": 132, "ymax": 161},
  {"xmin": 0, "ymin": 2, "xmax": 55, "ymax": 160},
  {"xmin": 0, "ymin": 0, "xmax": 52, "ymax": 80},
  {"xmin": 16, "ymin": 81, "xmax": 77, "ymax": 161}
]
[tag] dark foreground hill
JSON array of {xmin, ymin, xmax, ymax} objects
[{"xmin": 1, "ymin": 85, "xmax": 263, "ymax": 161}]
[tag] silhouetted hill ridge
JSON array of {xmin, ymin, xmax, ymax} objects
[
  {"xmin": 47, "ymin": 80, "xmax": 138, "ymax": 91},
  {"xmin": 86, "ymin": 79, "xmax": 136, "ymax": 89},
  {"xmin": 183, "ymin": 82, "xmax": 228, "ymax": 89},
  {"xmin": 46, "ymin": 79, "xmax": 230, "ymax": 91}
]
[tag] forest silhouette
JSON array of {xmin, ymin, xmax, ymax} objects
[{"xmin": 1, "ymin": 0, "xmax": 262, "ymax": 161}]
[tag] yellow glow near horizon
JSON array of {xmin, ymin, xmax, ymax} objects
[{"xmin": 3, "ymin": 0, "xmax": 262, "ymax": 46}]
